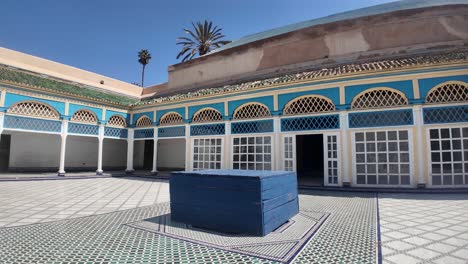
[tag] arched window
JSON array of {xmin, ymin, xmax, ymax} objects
[
  {"xmin": 136, "ymin": 116, "xmax": 152, "ymax": 127},
  {"xmin": 107, "ymin": 115, "xmax": 126, "ymax": 128},
  {"xmin": 159, "ymin": 112, "xmax": 184, "ymax": 126},
  {"xmin": 283, "ymin": 95, "xmax": 335, "ymax": 115},
  {"xmin": 7, "ymin": 101, "xmax": 60, "ymax": 120},
  {"xmin": 192, "ymin": 108, "xmax": 223, "ymax": 123},
  {"xmin": 71, "ymin": 109, "xmax": 98, "ymax": 124},
  {"xmin": 426, "ymin": 81, "xmax": 468, "ymax": 104},
  {"xmin": 233, "ymin": 103, "xmax": 271, "ymax": 120},
  {"xmin": 7, "ymin": 101, "xmax": 60, "ymax": 119},
  {"xmin": 351, "ymin": 88, "xmax": 408, "ymax": 109}
]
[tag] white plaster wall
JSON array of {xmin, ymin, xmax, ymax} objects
[
  {"xmin": 7, "ymin": 131, "xmax": 127, "ymax": 171},
  {"xmin": 103, "ymin": 139, "xmax": 127, "ymax": 169},
  {"xmin": 65, "ymin": 136, "xmax": 98, "ymax": 168},
  {"xmin": 8, "ymin": 131, "xmax": 60, "ymax": 169},
  {"xmin": 157, "ymin": 139, "xmax": 185, "ymax": 170},
  {"xmin": 133, "ymin": 140, "xmax": 145, "ymax": 168}
]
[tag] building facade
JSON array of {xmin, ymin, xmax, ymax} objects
[{"xmin": 1, "ymin": 0, "xmax": 468, "ymax": 188}]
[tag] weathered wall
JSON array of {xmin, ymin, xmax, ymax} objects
[{"xmin": 167, "ymin": 5, "xmax": 468, "ymax": 93}]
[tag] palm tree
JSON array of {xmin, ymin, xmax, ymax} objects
[
  {"xmin": 176, "ymin": 20, "xmax": 231, "ymax": 62},
  {"xmin": 138, "ymin": 49, "xmax": 152, "ymax": 87}
]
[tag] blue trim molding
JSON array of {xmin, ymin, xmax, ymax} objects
[
  {"xmin": 281, "ymin": 114, "xmax": 340, "ymax": 132},
  {"xmin": 231, "ymin": 120, "xmax": 274, "ymax": 134},
  {"xmin": 423, "ymin": 105, "xmax": 468, "ymax": 124},
  {"xmin": 349, "ymin": 109, "xmax": 413, "ymax": 128}
]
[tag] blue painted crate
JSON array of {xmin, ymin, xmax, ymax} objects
[{"xmin": 170, "ymin": 170, "xmax": 299, "ymax": 236}]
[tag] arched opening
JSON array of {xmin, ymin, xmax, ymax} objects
[
  {"xmin": 351, "ymin": 88, "xmax": 408, "ymax": 109},
  {"xmin": 233, "ymin": 103, "xmax": 271, "ymax": 120}
]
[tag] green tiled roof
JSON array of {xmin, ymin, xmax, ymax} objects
[
  {"xmin": 0, "ymin": 67, "xmax": 138, "ymax": 106},
  {"xmin": 135, "ymin": 50, "xmax": 468, "ymax": 106}
]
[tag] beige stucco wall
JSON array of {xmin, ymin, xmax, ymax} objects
[
  {"xmin": 0, "ymin": 48, "xmax": 142, "ymax": 98},
  {"xmin": 167, "ymin": 5, "xmax": 468, "ymax": 93}
]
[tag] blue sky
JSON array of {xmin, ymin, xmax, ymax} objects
[{"xmin": 1, "ymin": 0, "xmax": 395, "ymax": 87}]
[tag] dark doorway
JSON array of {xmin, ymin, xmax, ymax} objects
[
  {"xmin": 0, "ymin": 135, "xmax": 11, "ymax": 172},
  {"xmin": 296, "ymin": 134, "xmax": 324, "ymax": 186},
  {"xmin": 143, "ymin": 140, "xmax": 154, "ymax": 170}
]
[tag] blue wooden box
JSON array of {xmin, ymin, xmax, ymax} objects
[{"xmin": 170, "ymin": 170, "xmax": 299, "ymax": 236}]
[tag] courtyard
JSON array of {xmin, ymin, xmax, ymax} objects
[{"xmin": 0, "ymin": 177, "xmax": 467, "ymax": 263}]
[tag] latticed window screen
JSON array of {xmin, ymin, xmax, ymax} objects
[
  {"xmin": 281, "ymin": 115, "xmax": 339, "ymax": 132},
  {"xmin": 107, "ymin": 115, "xmax": 126, "ymax": 127},
  {"xmin": 351, "ymin": 88, "xmax": 408, "ymax": 109},
  {"xmin": 71, "ymin": 110, "xmax": 98, "ymax": 124},
  {"xmin": 423, "ymin": 106, "xmax": 468, "ymax": 124},
  {"xmin": 233, "ymin": 103, "xmax": 271, "ymax": 120},
  {"xmin": 283, "ymin": 96, "xmax": 335, "ymax": 115},
  {"xmin": 192, "ymin": 109, "xmax": 223, "ymax": 123},
  {"xmin": 354, "ymin": 130, "xmax": 411, "ymax": 186},
  {"xmin": 158, "ymin": 126, "xmax": 185, "ymax": 138},
  {"xmin": 136, "ymin": 116, "xmax": 152, "ymax": 127},
  {"xmin": 7, "ymin": 101, "xmax": 60, "ymax": 120},
  {"xmin": 190, "ymin": 124, "xmax": 225, "ymax": 136},
  {"xmin": 233, "ymin": 136, "xmax": 272, "ymax": 170},
  {"xmin": 159, "ymin": 112, "xmax": 184, "ymax": 126},
  {"xmin": 426, "ymin": 82, "xmax": 468, "ymax": 104},
  {"xmin": 193, "ymin": 138, "xmax": 222, "ymax": 171},
  {"xmin": 429, "ymin": 127, "xmax": 468, "ymax": 186},
  {"xmin": 4, "ymin": 115, "xmax": 62, "ymax": 133}
]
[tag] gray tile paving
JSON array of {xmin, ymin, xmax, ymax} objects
[
  {"xmin": 0, "ymin": 177, "xmax": 169, "ymax": 227},
  {"xmin": 379, "ymin": 193, "xmax": 468, "ymax": 264}
]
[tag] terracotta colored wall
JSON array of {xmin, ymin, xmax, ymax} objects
[{"xmin": 167, "ymin": 5, "xmax": 468, "ymax": 93}]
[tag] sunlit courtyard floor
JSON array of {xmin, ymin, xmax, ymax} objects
[{"xmin": 0, "ymin": 177, "xmax": 467, "ymax": 263}]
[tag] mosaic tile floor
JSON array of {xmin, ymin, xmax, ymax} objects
[
  {"xmin": 0, "ymin": 178, "xmax": 467, "ymax": 263},
  {"xmin": 127, "ymin": 209, "xmax": 329, "ymax": 263}
]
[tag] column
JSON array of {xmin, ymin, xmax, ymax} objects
[
  {"xmin": 151, "ymin": 127, "xmax": 158, "ymax": 174},
  {"xmin": 273, "ymin": 116, "xmax": 281, "ymax": 170},
  {"xmin": 224, "ymin": 119, "xmax": 232, "ymax": 169},
  {"xmin": 58, "ymin": 119, "xmax": 68, "ymax": 176},
  {"xmin": 340, "ymin": 112, "xmax": 350, "ymax": 187},
  {"xmin": 185, "ymin": 123, "xmax": 191, "ymax": 171},
  {"xmin": 126, "ymin": 128, "xmax": 134, "ymax": 173},
  {"xmin": 0, "ymin": 111, "xmax": 5, "ymax": 142},
  {"xmin": 414, "ymin": 105, "xmax": 426, "ymax": 188},
  {"xmin": 96, "ymin": 123, "xmax": 105, "ymax": 175}
]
